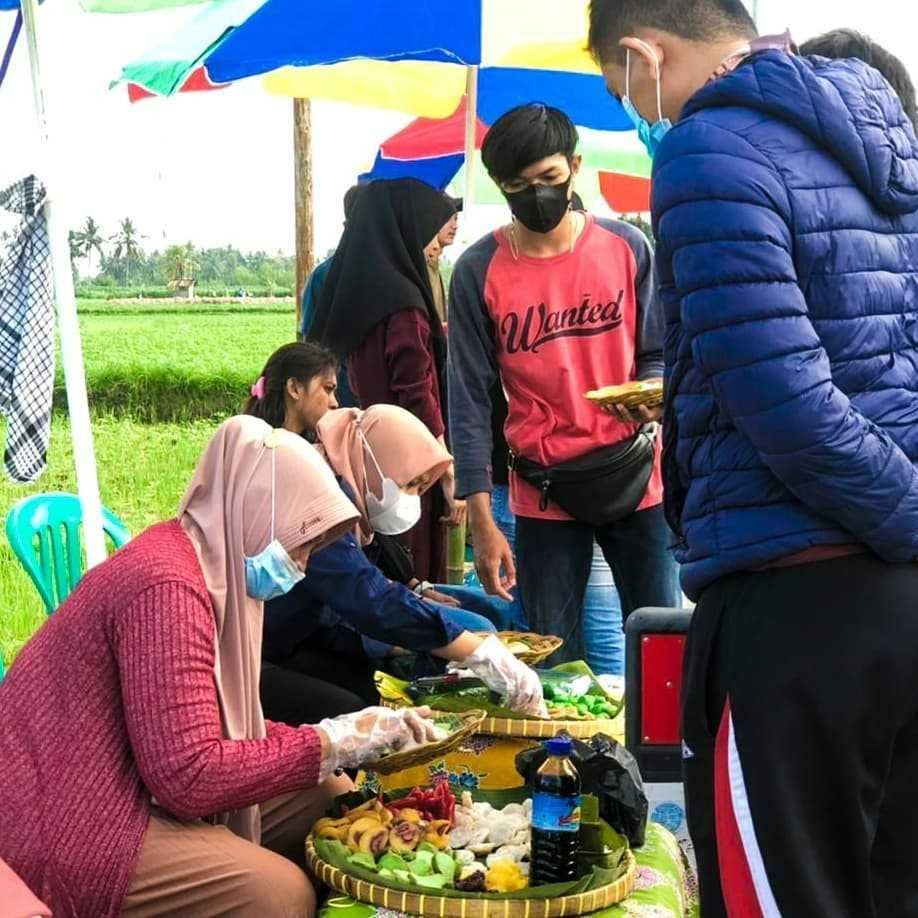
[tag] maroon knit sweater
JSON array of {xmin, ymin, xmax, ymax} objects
[{"xmin": 0, "ymin": 521, "xmax": 324, "ymax": 918}]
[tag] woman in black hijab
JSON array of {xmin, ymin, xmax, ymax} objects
[{"xmin": 309, "ymin": 179, "xmax": 459, "ymax": 583}]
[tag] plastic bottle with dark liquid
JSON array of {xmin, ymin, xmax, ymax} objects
[{"xmin": 529, "ymin": 736, "xmax": 582, "ymax": 886}]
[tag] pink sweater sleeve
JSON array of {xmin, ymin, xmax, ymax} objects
[
  {"xmin": 113, "ymin": 581, "xmax": 324, "ymax": 821},
  {"xmin": 384, "ymin": 310, "xmax": 446, "ymax": 438}
]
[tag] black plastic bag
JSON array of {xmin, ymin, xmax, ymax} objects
[{"xmin": 515, "ymin": 732, "xmax": 648, "ymax": 847}]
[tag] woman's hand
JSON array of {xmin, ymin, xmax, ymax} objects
[
  {"xmin": 461, "ymin": 635, "xmax": 547, "ymax": 718},
  {"xmin": 421, "ymin": 588, "xmax": 462, "ymax": 607},
  {"xmin": 316, "ymin": 706, "xmax": 438, "ymax": 779}
]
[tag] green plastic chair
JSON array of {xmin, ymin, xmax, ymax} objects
[{"xmin": 6, "ymin": 492, "xmax": 132, "ymax": 616}]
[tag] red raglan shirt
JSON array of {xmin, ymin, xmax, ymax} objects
[{"xmin": 447, "ymin": 216, "xmax": 663, "ymax": 521}]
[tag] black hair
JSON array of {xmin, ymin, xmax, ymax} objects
[
  {"xmin": 800, "ymin": 30, "xmax": 917, "ymax": 128},
  {"xmin": 481, "ymin": 104, "xmax": 579, "ymax": 186},
  {"xmin": 243, "ymin": 341, "xmax": 338, "ymax": 429},
  {"xmin": 343, "ymin": 184, "xmax": 364, "ymax": 222},
  {"xmin": 588, "ymin": 0, "xmax": 757, "ymax": 66}
]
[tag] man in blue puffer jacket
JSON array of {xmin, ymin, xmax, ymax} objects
[{"xmin": 590, "ymin": 2, "xmax": 918, "ymax": 914}]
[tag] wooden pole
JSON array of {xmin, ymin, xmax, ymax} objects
[{"xmin": 293, "ymin": 98, "xmax": 314, "ymax": 337}]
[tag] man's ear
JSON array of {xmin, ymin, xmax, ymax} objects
[{"xmin": 619, "ymin": 36, "xmax": 665, "ymax": 80}]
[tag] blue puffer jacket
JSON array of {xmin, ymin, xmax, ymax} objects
[{"xmin": 653, "ymin": 51, "xmax": 918, "ymax": 599}]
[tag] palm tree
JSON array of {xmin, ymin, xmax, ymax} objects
[
  {"xmin": 68, "ymin": 231, "xmax": 85, "ymax": 277},
  {"xmin": 72, "ymin": 217, "xmax": 106, "ymax": 277},
  {"xmin": 110, "ymin": 218, "xmax": 145, "ymax": 285}
]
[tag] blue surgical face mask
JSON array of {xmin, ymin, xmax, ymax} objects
[
  {"xmin": 244, "ymin": 443, "xmax": 306, "ymax": 601},
  {"xmin": 623, "ymin": 44, "xmax": 672, "ymax": 159},
  {"xmin": 245, "ymin": 539, "xmax": 304, "ymax": 601}
]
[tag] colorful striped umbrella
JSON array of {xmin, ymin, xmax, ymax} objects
[
  {"xmin": 118, "ymin": 0, "xmax": 627, "ymax": 124},
  {"xmin": 117, "ymin": 0, "xmax": 631, "ymax": 213},
  {"xmin": 79, "ymin": 0, "xmax": 209, "ymax": 10},
  {"xmin": 361, "ymin": 100, "xmax": 652, "ymax": 213}
]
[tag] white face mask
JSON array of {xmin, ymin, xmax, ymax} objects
[{"xmin": 361, "ymin": 433, "xmax": 423, "ymax": 536}]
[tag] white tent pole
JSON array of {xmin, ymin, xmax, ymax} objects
[
  {"xmin": 20, "ymin": 0, "xmax": 107, "ymax": 567},
  {"xmin": 462, "ymin": 65, "xmax": 479, "ymax": 243}
]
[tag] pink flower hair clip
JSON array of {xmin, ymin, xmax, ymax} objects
[{"xmin": 250, "ymin": 376, "xmax": 267, "ymax": 400}]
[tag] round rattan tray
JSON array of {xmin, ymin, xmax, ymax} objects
[
  {"xmin": 478, "ymin": 632, "xmax": 564, "ymax": 666},
  {"xmin": 362, "ymin": 710, "xmax": 486, "ymax": 776},
  {"xmin": 473, "ymin": 714, "xmax": 621, "ymax": 740},
  {"xmin": 306, "ymin": 840, "xmax": 636, "ymax": 917}
]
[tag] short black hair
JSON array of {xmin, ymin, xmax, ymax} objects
[
  {"xmin": 800, "ymin": 30, "xmax": 917, "ymax": 128},
  {"xmin": 589, "ymin": 0, "xmax": 757, "ymax": 66},
  {"xmin": 481, "ymin": 104, "xmax": 578, "ymax": 186}
]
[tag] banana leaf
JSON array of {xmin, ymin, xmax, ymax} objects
[
  {"xmin": 376, "ymin": 662, "xmax": 624, "ymax": 720},
  {"xmin": 315, "ymin": 837, "xmax": 605, "ymax": 900},
  {"xmin": 316, "ymin": 787, "xmax": 629, "ymax": 899}
]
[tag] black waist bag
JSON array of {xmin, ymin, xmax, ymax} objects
[{"xmin": 510, "ymin": 425, "xmax": 657, "ymax": 527}]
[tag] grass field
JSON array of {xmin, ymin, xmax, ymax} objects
[{"xmin": 1, "ymin": 299, "xmax": 299, "ymax": 668}]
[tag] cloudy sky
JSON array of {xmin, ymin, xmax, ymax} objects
[{"xmin": 1, "ymin": 0, "xmax": 913, "ymax": 258}]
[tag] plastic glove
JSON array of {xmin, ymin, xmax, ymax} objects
[
  {"xmin": 317, "ymin": 705, "xmax": 439, "ymax": 780},
  {"xmin": 462, "ymin": 634, "xmax": 548, "ymax": 718}
]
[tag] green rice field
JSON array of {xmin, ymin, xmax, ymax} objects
[{"xmin": 0, "ymin": 299, "xmax": 298, "ymax": 668}]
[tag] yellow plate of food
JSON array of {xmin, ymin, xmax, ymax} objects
[{"xmin": 585, "ymin": 380, "xmax": 663, "ymax": 409}]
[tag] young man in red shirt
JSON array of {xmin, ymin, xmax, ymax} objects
[{"xmin": 447, "ymin": 104, "xmax": 680, "ymax": 663}]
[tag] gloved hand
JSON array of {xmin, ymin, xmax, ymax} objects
[
  {"xmin": 462, "ymin": 634, "xmax": 548, "ymax": 718},
  {"xmin": 317, "ymin": 705, "xmax": 439, "ymax": 780}
]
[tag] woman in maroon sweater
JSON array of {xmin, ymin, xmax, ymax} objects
[
  {"xmin": 309, "ymin": 179, "xmax": 462, "ymax": 583},
  {"xmin": 0, "ymin": 416, "xmax": 437, "ymax": 917}
]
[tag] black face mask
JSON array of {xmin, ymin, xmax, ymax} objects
[{"xmin": 506, "ymin": 177, "xmax": 572, "ymax": 234}]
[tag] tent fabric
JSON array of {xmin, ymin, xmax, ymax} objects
[
  {"xmin": 598, "ymin": 172, "xmax": 651, "ymax": 213},
  {"xmin": 205, "ymin": 0, "xmax": 483, "ymax": 83},
  {"xmin": 117, "ymin": 0, "xmax": 622, "ymax": 130},
  {"xmin": 0, "ymin": 8, "xmax": 21, "ymax": 89},
  {"xmin": 80, "ymin": 0, "xmax": 208, "ymax": 9},
  {"xmin": 380, "ymin": 97, "xmax": 487, "ymax": 160}
]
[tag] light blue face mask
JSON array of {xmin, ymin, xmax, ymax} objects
[
  {"xmin": 623, "ymin": 44, "xmax": 672, "ymax": 159},
  {"xmin": 244, "ymin": 444, "xmax": 306, "ymax": 601}
]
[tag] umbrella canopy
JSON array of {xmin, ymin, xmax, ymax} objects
[
  {"xmin": 80, "ymin": 0, "xmax": 207, "ymax": 9},
  {"xmin": 117, "ymin": 0, "xmax": 629, "ymax": 130},
  {"xmin": 362, "ymin": 100, "xmax": 652, "ymax": 213}
]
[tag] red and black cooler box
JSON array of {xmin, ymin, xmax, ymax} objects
[
  {"xmin": 625, "ymin": 607, "xmax": 694, "ymax": 853},
  {"xmin": 625, "ymin": 606, "xmax": 692, "ymax": 780}
]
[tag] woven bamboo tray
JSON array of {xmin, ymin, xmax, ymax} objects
[
  {"xmin": 306, "ymin": 840, "xmax": 636, "ymax": 917},
  {"xmin": 585, "ymin": 380, "xmax": 663, "ymax": 409},
  {"xmin": 474, "ymin": 714, "xmax": 621, "ymax": 741},
  {"xmin": 362, "ymin": 710, "xmax": 486, "ymax": 776},
  {"xmin": 478, "ymin": 632, "xmax": 563, "ymax": 666}
]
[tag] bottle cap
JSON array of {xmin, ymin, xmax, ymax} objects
[{"xmin": 546, "ymin": 736, "xmax": 572, "ymax": 756}]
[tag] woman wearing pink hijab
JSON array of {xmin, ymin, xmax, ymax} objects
[
  {"xmin": 259, "ymin": 401, "xmax": 547, "ymax": 728},
  {"xmin": 0, "ymin": 416, "xmax": 437, "ymax": 918}
]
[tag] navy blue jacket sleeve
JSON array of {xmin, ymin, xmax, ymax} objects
[
  {"xmin": 300, "ymin": 532, "xmax": 463, "ymax": 650},
  {"xmin": 447, "ymin": 236, "xmax": 500, "ymax": 500},
  {"xmin": 653, "ymin": 119, "xmax": 918, "ymax": 562}
]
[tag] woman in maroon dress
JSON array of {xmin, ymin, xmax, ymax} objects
[{"xmin": 309, "ymin": 180, "xmax": 461, "ymax": 582}]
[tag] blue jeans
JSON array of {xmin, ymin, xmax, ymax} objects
[
  {"xmin": 582, "ymin": 541, "xmax": 625, "ymax": 676},
  {"xmin": 516, "ymin": 505, "xmax": 681, "ymax": 665},
  {"xmin": 431, "ymin": 584, "xmax": 527, "ymax": 632},
  {"xmin": 452, "ymin": 485, "xmax": 528, "ymax": 631}
]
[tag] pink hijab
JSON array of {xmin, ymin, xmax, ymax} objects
[
  {"xmin": 317, "ymin": 405, "xmax": 453, "ymax": 544},
  {"xmin": 178, "ymin": 415, "xmax": 358, "ymax": 842}
]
